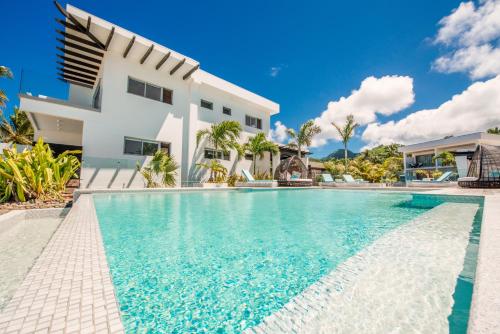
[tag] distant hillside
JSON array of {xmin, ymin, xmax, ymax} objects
[{"xmin": 321, "ymin": 149, "xmax": 358, "ymax": 161}]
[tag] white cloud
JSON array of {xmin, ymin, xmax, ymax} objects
[
  {"xmin": 270, "ymin": 66, "xmax": 283, "ymax": 77},
  {"xmin": 310, "ymin": 75, "xmax": 415, "ymax": 147},
  {"xmin": 269, "ymin": 121, "xmax": 289, "ymax": 143},
  {"xmin": 433, "ymin": 0, "xmax": 500, "ymax": 79},
  {"xmin": 361, "ymin": 75, "xmax": 500, "ymax": 147}
]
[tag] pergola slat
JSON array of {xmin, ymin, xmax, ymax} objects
[
  {"xmin": 59, "ymin": 73, "xmax": 95, "ymax": 86},
  {"xmin": 57, "ymin": 38, "xmax": 104, "ymax": 57},
  {"xmin": 155, "ymin": 52, "xmax": 171, "ymax": 70},
  {"xmin": 105, "ymin": 27, "xmax": 115, "ymax": 50},
  {"xmin": 140, "ymin": 44, "xmax": 154, "ymax": 64},
  {"xmin": 56, "ymin": 29, "xmax": 100, "ymax": 49},
  {"xmin": 58, "ymin": 77, "xmax": 93, "ymax": 89},
  {"xmin": 182, "ymin": 64, "xmax": 200, "ymax": 80},
  {"xmin": 57, "ymin": 61, "xmax": 98, "ymax": 76},
  {"xmin": 58, "ymin": 67, "xmax": 97, "ymax": 81},
  {"xmin": 54, "ymin": 1, "xmax": 105, "ymax": 49},
  {"xmin": 170, "ymin": 58, "xmax": 186, "ymax": 75},
  {"xmin": 55, "ymin": 18, "xmax": 80, "ymax": 32},
  {"xmin": 56, "ymin": 47, "xmax": 102, "ymax": 64},
  {"xmin": 123, "ymin": 36, "xmax": 136, "ymax": 58},
  {"xmin": 57, "ymin": 54, "xmax": 100, "ymax": 70}
]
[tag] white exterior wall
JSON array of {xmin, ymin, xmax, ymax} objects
[{"xmin": 67, "ymin": 51, "xmax": 278, "ymax": 188}]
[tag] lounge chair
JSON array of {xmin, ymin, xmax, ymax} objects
[
  {"xmin": 321, "ymin": 174, "xmax": 334, "ymax": 183},
  {"xmin": 412, "ymin": 171, "xmax": 453, "ymax": 183},
  {"xmin": 235, "ymin": 169, "xmax": 277, "ymax": 187},
  {"xmin": 343, "ymin": 175, "xmax": 369, "ymax": 183}
]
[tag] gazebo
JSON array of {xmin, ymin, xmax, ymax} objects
[
  {"xmin": 458, "ymin": 144, "xmax": 500, "ymax": 188},
  {"xmin": 274, "ymin": 156, "xmax": 312, "ymax": 187}
]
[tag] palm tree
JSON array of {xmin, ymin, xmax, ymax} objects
[
  {"xmin": 196, "ymin": 120, "xmax": 242, "ymax": 180},
  {"xmin": 136, "ymin": 150, "xmax": 179, "ymax": 187},
  {"xmin": 1, "ymin": 107, "xmax": 34, "ymax": 145},
  {"xmin": 332, "ymin": 114, "xmax": 359, "ymax": 170},
  {"xmin": 196, "ymin": 160, "xmax": 228, "ymax": 183},
  {"xmin": 286, "ymin": 120, "xmax": 321, "ymax": 159},
  {"xmin": 243, "ymin": 132, "xmax": 279, "ymax": 175},
  {"xmin": 0, "ymin": 66, "xmax": 13, "ymax": 108}
]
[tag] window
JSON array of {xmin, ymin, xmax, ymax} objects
[
  {"xmin": 245, "ymin": 115, "xmax": 262, "ymax": 129},
  {"xmin": 124, "ymin": 137, "xmax": 170, "ymax": 156},
  {"xmin": 223, "ymin": 106, "xmax": 232, "ymax": 116},
  {"xmin": 244, "ymin": 153, "xmax": 253, "ymax": 161},
  {"xmin": 201, "ymin": 99, "xmax": 213, "ymax": 110},
  {"xmin": 127, "ymin": 77, "xmax": 173, "ymax": 105},
  {"xmin": 92, "ymin": 82, "xmax": 101, "ymax": 109},
  {"xmin": 204, "ymin": 149, "xmax": 230, "ymax": 160}
]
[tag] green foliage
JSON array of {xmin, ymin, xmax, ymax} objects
[
  {"xmin": 0, "ymin": 66, "xmax": 13, "ymax": 108},
  {"xmin": 415, "ymin": 169, "xmax": 429, "ymax": 180},
  {"xmin": 286, "ymin": 120, "xmax": 321, "ymax": 158},
  {"xmin": 487, "ymin": 127, "xmax": 500, "ymax": 135},
  {"xmin": 331, "ymin": 115, "xmax": 359, "ymax": 169},
  {"xmin": 322, "ymin": 144, "xmax": 404, "ymax": 183},
  {"xmin": 0, "ymin": 137, "xmax": 81, "ymax": 203},
  {"xmin": 136, "ymin": 151, "xmax": 179, "ymax": 188},
  {"xmin": 253, "ymin": 171, "xmax": 272, "ymax": 180},
  {"xmin": 243, "ymin": 132, "xmax": 279, "ymax": 174},
  {"xmin": 196, "ymin": 160, "xmax": 228, "ymax": 183},
  {"xmin": 358, "ymin": 143, "xmax": 403, "ymax": 164},
  {"xmin": 431, "ymin": 169, "xmax": 443, "ymax": 179},
  {"xmin": 196, "ymin": 120, "xmax": 242, "ymax": 154},
  {"xmin": 1, "ymin": 107, "xmax": 34, "ymax": 145},
  {"xmin": 226, "ymin": 174, "xmax": 242, "ymax": 187},
  {"xmin": 432, "ymin": 151, "xmax": 456, "ymax": 167}
]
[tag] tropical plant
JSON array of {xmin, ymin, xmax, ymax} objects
[
  {"xmin": 381, "ymin": 156, "xmax": 404, "ymax": 183},
  {"xmin": 415, "ymin": 169, "xmax": 429, "ymax": 180},
  {"xmin": 432, "ymin": 151, "xmax": 456, "ymax": 167},
  {"xmin": 0, "ymin": 137, "xmax": 80, "ymax": 202},
  {"xmin": 1, "ymin": 107, "xmax": 34, "ymax": 145},
  {"xmin": 196, "ymin": 160, "xmax": 228, "ymax": 183},
  {"xmin": 358, "ymin": 143, "xmax": 402, "ymax": 164},
  {"xmin": 226, "ymin": 173, "xmax": 242, "ymax": 187},
  {"xmin": 286, "ymin": 120, "xmax": 321, "ymax": 159},
  {"xmin": 0, "ymin": 66, "xmax": 13, "ymax": 108},
  {"xmin": 196, "ymin": 120, "xmax": 242, "ymax": 157},
  {"xmin": 487, "ymin": 127, "xmax": 500, "ymax": 135},
  {"xmin": 332, "ymin": 115, "xmax": 359, "ymax": 170},
  {"xmin": 243, "ymin": 132, "xmax": 279, "ymax": 175},
  {"xmin": 431, "ymin": 169, "xmax": 443, "ymax": 179},
  {"xmin": 136, "ymin": 150, "xmax": 179, "ymax": 188},
  {"xmin": 323, "ymin": 159, "xmax": 346, "ymax": 177}
]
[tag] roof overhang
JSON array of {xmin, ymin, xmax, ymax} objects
[
  {"xmin": 53, "ymin": 1, "xmax": 201, "ymax": 89},
  {"xmin": 399, "ymin": 132, "xmax": 500, "ymax": 153}
]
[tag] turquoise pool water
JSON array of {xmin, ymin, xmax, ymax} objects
[{"xmin": 93, "ymin": 190, "xmax": 480, "ymax": 333}]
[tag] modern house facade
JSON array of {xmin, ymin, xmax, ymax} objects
[
  {"xmin": 400, "ymin": 132, "xmax": 500, "ymax": 180},
  {"xmin": 19, "ymin": 3, "xmax": 280, "ymax": 188}
]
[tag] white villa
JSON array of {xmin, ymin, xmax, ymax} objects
[
  {"xmin": 19, "ymin": 3, "xmax": 282, "ymax": 188},
  {"xmin": 400, "ymin": 132, "xmax": 500, "ymax": 181}
]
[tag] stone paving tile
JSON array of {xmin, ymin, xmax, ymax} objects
[{"xmin": 0, "ymin": 195, "xmax": 123, "ymax": 334}]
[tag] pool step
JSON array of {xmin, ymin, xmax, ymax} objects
[{"xmin": 245, "ymin": 202, "xmax": 479, "ymax": 334}]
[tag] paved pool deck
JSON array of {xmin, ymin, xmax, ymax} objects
[{"xmin": 0, "ymin": 187, "xmax": 498, "ymax": 333}]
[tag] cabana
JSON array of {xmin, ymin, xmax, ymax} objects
[
  {"xmin": 274, "ymin": 156, "xmax": 313, "ymax": 187},
  {"xmin": 458, "ymin": 144, "xmax": 500, "ymax": 188}
]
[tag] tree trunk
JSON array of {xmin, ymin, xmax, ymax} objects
[
  {"xmin": 253, "ymin": 155, "xmax": 256, "ymax": 175},
  {"xmin": 344, "ymin": 143, "xmax": 348, "ymax": 171},
  {"xmin": 298, "ymin": 145, "xmax": 301, "ymax": 159}
]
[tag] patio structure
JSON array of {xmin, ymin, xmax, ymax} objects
[
  {"xmin": 400, "ymin": 132, "xmax": 500, "ymax": 181},
  {"xmin": 274, "ymin": 156, "xmax": 313, "ymax": 186}
]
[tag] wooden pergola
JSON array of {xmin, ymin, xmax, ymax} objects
[{"xmin": 53, "ymin": 1, "xmax": 200, "ymax": 89}]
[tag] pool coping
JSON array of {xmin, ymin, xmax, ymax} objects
[{"xmin": 0, "ymin": 188, "xmax": 498, "ymax": 333}]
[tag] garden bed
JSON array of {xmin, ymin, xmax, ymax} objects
[{"xmin": 0, "ymin": 199, "xmax": 72, "ymax": 215}]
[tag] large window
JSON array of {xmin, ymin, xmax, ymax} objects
[
  {"xmin": 127, "ymin": 77, "xmax": 173, "ymax": 105},
  {"xmin": 204, "ymin": 148, "xmax": 230, "ymax": 160},
  {"xmin": 245, "ymin": 115, "xmax": 262, "ymax": 129},
  {"xmin": 124, "ymin": 137, "xmax": 170, "ymax": 156},
  {"xmin": 201, "ymin": 99, "xmax": 213, "ymax": 110}
]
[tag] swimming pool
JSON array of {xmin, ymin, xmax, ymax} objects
[{"xmin": 93, "ymin": 189, "xmax": 483, "ymax": 333}]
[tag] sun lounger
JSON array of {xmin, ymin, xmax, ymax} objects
[{"xmin": 236, "ymin": 169, "xmax": 277, "ymax": 187}]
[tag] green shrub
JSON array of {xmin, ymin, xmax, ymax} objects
[{"xmin": 0, "ymin": 138, "xmax": 81, "ymax": 202}]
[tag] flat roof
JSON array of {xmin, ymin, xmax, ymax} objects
[
  {"xmin": 62, "ymin": 3, "xmax": 278, "ymax": 114},
  {"xmin": 400, "ymin": 132, "xmax": 500, "ymax": 153}
]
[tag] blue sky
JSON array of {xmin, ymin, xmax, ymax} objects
[{"xmin": 2, "ymin": 0, "xmax": 499, "ymax": 157}]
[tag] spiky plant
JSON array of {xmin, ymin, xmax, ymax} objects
[
  {"xmin": 0, "ymin": 107, "xmax": 34, "ymax": 145},
  {"xmin": 286, "ymin": 120, "xmax": 321, "ymax": 159},
  {"xmin": 196, "ymin": 160, "xmax": 228, "ymax": 183},
  {"xmin": 332, "ymin": 115, "xmax": 359, "ymax": 170},
  {"xmin": 243, "ymin": 132, "xmax": 279, "ymax": 175}
]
